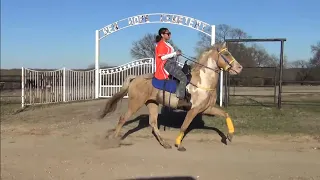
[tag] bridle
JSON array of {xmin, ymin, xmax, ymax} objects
[
  {"xmin": 180, "ymin": 47, "xmax": 237, "ymax": 74},
  {"xmin": 217, "ymin": 48, "xmax": 237, "ymax": 71},
  {"xmin": 177, "ymin": 48, "xmax": 238, "ymax": 91}
]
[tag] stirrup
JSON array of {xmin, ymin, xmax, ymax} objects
[{"xmin": 177, "ymin": 98, "xmax": 191, "ymax": 105}]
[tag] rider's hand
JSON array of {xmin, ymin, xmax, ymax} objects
[{"xmin": 176, "ymin": 50, "xmax": 182, "ymax": 56}]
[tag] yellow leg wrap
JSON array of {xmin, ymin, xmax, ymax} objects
[
  {"xmin": 175, "ymin": 132, "xmax": 184, "ymax": 145},
  {"xmin": 226, "ymin": 117, "xmax": 235, "ymax": 133}
]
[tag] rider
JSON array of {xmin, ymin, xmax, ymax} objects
[{"xmin": 154, "ymin": 27, "xmax": 192, "ymax": 108}]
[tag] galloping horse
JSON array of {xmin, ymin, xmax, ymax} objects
[{"xmin": 99, "ymin": 42, "xmax": 243, "ymax": 151}]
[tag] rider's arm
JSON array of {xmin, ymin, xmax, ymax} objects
[
  {"xmin": 157, "ymin": 43, "xmax": 177, "ymax": 60},
  {"xmin": 160, "ymin": 52, "xmax": 177, "ymax": 60}
]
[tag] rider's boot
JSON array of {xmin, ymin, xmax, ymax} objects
[
  {"xmin": 176, "ymin": 86, "xmax": 192, "ymax": 109},
  {"xmin": 177, "ymin": 98, "xmax": 192, "ymax": 109}
]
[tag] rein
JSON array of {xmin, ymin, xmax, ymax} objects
[
  {"xmin": 177, "ymin": 48, "xmax": 236, "ymax": 91},
  {"xmin": 180, "ymin": 54, "xmax": 221, "ymax": 74},
  {"xmin": 180, "ymin": 47, "xmax": 235, "ymax": 74},
  {"xmin": 176, "ymin": 54, "xmax": 217, "ymax": 91}
]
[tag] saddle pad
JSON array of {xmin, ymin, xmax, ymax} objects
[{"xmin": 151, "ymin": 77, "xmax": 177, "ymax": 93}]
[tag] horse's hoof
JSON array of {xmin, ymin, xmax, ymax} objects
[
  {"xmin": 104, "ymin": 129, "xmax": 115, "ymax": 139},
  {"xmin": 175, "ymin": 144, "xmax": 186, "ymax": 151},
  {"xmin": 177, "ymin": 146, "xmax": 186, "ymax": 152},
  {"xmin": 221, "ymin": 137, "xmax": 228, "ymax": 145},
  {"xmin": 163, "ymin": 142, "xmax": 172, "ymax": 149},
  {"xmin": 227, "ymin": 133, "xmax": 233, "ymax": 142}
]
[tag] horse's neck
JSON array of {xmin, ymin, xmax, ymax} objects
[
  {"xmin": 190, "ymin": 59, "xmax": 219, "ymax": 90},
  {"xmin": 194, "ymin": 69, "xmax": 218, "ymax": 89}
]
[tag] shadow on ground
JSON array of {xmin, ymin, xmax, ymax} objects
[
  {"xmin": 120, "ymin": 176, "xmax": 196, "ymax": 180},
  {"xmin": 120, "ymin": 107, "xmax": 228, "ymax": 145}
]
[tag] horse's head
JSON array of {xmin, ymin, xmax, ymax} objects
[{"xmin": 211, "ymin": 42, "xmax": 243, "ymax": 75}]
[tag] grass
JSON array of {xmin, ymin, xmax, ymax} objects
[
  {"xmin": 197, "ymin": 90, "xmax": 320, "ymax": 136},
  {"xmin": 200, "ymin": 105, "xmax": 320, "ymax": 136}
]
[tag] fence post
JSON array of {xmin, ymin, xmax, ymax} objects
[
  {"xmin": 224, "ymin": 71, "xmax": 229, "ymax": 107},
  {"xmin": 21, "ymin": 67, "xmax": 25, "ymax": 108},
  {"xmin": 219, "ymin": 70, "xmax": 223, "ymax": 107},
  {"xmin": 95, "ymin": 30, "xmax": 100, "ymax": 99},
  {"xmin": 277, "ymin": 40, "xmax": 285, "ymax": 109},
  {"xmin": 63, "ymin": 67, "xmax": 66, "ymax": 102},
  {"xmin": 152, "ymin": 58, "xmax": 155, "ymax": 73},
  {"xmin": 273, "ymin": 67, "xmax": 277, "ymax": 105}
]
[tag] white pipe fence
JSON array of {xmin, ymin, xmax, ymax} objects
[
  {"xmin": 99, "ymin": 58, "xmax": 155, "ymax": 98},
  {"xmin": 21, "ymin": 67, "xmax": 96, "ymax": 107},
  {"xmin": 21, "ymin": 58, "xmax": 224, "ymax": 108}
]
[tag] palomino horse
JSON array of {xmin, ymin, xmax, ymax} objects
[{"xmin": 99, "ymin": 42, "xmax": 243, "ymax": 151}]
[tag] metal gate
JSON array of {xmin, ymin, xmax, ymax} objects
[
  {"xmin": 21, "ymin": 68, "xmax": 95, "ymax": 107},
  {"xmin": 99, "ymin": 58, "xmax": 154, "ymax": 98}
]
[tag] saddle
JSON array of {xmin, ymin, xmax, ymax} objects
[{"xmin": 152, "ymin": 61, "xmax": 192, "ymax": 102}]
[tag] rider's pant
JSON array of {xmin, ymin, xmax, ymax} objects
[{"xmin": 164, "ymin": 59, "xmax": 187, "ymax": 99}]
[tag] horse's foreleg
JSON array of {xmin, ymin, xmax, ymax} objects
[
  {"xmin": 202, "ymin": 106, "xmax": 234, "ymax": 142},
  {"xmin": 146, "ymin": 102, "xmax": 172, "ymax": 149},
  {"xmin": 175, "ymin": 108, "xmax": 200, "ymax": 151}
]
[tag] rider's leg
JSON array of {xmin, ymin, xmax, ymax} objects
[
  {"xmin": 164, "ymin": 61, "xmax": 187, "ymax": 99},
  {"xmin": 175, "ymin": 73, "xmax": 187, "ymax": 99},
  {"xmin": 163, "ymin": 61, "xmax": 191, "ymax": 109}
]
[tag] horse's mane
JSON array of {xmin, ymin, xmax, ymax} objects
[{"xmin": 191, "ymin": 48, "xmax": 214, "ymax": 77}]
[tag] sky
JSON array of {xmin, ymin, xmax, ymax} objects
[{"xmin": 1, "ymin": 0, "xmax": 319, "ymax": 69}]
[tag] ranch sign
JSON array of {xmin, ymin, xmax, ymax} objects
[{"xmin": 98, "ymin": 13, "xmax": 213, "ymax": 39}]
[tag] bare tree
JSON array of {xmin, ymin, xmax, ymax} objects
[
  {"xmin": 269, "ymin": 54, "xmax": 290, "ymax": 69},
  {"xmin": 249, "ymin": 44, "xmax": 277, "ymax": 67},
  {"xmin": 216, "ymin": 24, "xmax": 233, "ymax": 43},
  {"xmin": 194, "ymin": 24, "xmax": 234, "ymax": 55},
  {"xmin": 194, "ymin": 32, "xmax": 211, "ymax": 56},
  {"xmin": 130, "ymin": 33, "xmax": 178, "ymax": 60},
  {"xmin": 290, "ymin": 60, "xmax": 311, "ymax": 69},
  {"xmin": 194, "ymin": 24, "xmax": 251, "ymax": 62},
  {"xmin": 310, "ymin": 41, "xmax": 320, "ymax": 67},
  {"xmin": 229, "ymin": 28, "xmax": 250, "ymax": 40},
  {"xmin": 311, "ymin": 41, "xmax": 320, "ymax": 53},
  {"xmin": 289, "ymin": 59, "xmax": 314, "ymax": 85},
  {"xmin": 194, "ymin": 24, "xmax": 290, "ymax": 71}
]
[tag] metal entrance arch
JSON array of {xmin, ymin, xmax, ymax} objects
[{"xmin": 94, "ymin": 12, "xmax": 224, "ymax": 106}]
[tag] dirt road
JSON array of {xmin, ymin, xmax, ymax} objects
[{"xmin": 1, "ymin": 100, "xmax": 320, "ymax": 180}]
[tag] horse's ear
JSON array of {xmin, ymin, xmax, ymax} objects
[{"xmin": 222, "ymin": 42, "xmax": 227, "ymax": 48}]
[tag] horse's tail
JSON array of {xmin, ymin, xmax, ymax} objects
[{"xmin": 99, "ymin": 75, "xmax": 137, "ymax": 119}]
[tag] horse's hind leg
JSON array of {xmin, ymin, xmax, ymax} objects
[
  {"xmin": 112, "ymin": 97, "xmax": 145, "ymax": 138},
  {"xmin": 146, "ymin": 101, "xmax": 172, "ymax": 149}
]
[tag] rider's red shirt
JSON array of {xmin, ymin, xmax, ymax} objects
[{"xmin": 154, "ymin": 40, "xmax": 175, "ymax": 80}]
